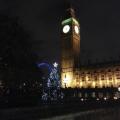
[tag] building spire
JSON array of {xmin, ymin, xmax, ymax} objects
[
  {"xmin": 67, "ymin": 7, "xmax": 75, "ymax": 18},
  {"xmin": 65, "ymin": 0, "xmax": 76, "ymax": 18}
]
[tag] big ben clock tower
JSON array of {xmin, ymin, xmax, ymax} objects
[{"xmin": 61, "ymin": 7, "xmax": 80, "ymax": 88}]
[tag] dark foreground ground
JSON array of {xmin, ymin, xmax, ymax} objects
[{"xmin": 0, "ymin": 100, "xmax": 120, "ymax": 120}]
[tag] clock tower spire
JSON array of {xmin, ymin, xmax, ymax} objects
[
  {"xmin": 61, "ymin": 5, "xmax": 80, "ymax": 88},
  {"xmin": 66, "ymin": 7, "xmax": 76, "ymax": 18}
]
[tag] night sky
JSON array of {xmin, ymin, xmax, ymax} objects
[{"xmin": 1, "ymin": 0, "xmax": 120, "ymax": 64}]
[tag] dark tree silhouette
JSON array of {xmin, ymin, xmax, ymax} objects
[{"xmin": 0, "ymin": 15, "xmax": 42, "ymax": 87}]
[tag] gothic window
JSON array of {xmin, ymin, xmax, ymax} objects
[
  {"xmin": 94, "ymin": 76, "xmax": 97, "ymax": 81},
  {"xmin": 108, "ymin": 75, "xmax": 112, "ymax": 80},
  {"xmin": 81, "ymin": 72, "xmax": 84, "ymax": 74},
  {"xmin": 76, "ymin": 79, "xmax": 79, "ymax": 82},
  {"xmin": 101, "ymin": 75, "xmax": 105, "ymax": 80},
  {"xmin": 116, "ymin": 73, "xmax": 120, "ymax": 79},
  {"xmin": 116, "ymin": 68, "xmax": 120, "ymax": 71},
  {"xmin": 82, "ymin": 77, "xmax": 85, "ymax": 81},
  {"xmin": 76, "ymin": 75, "xmax": 79, "ymax": 79},
  {"xmin": 108, "ymin": 69, "xmax": 111, "ymax": 72}
]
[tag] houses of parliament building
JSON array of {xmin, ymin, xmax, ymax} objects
[{"xmin": 61, "ymin": 7, "xmax": 120, "ymax": 89}]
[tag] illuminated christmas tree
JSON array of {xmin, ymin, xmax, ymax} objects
[
  {"xmin": 47, "ymin": 62, "xmax": 60, "ymax": 88},
  {"xmin": 41, "ymin": 62, "xmax": 64, "ymax": 102}
]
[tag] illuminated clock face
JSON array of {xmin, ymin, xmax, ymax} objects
[
  {"xmin": 63, "ymin": 25, "xmax": 70, "ymax": 33},
  {"xmin": 74, "ymin": 26, "xmax": 79, "ymax": 34}
]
